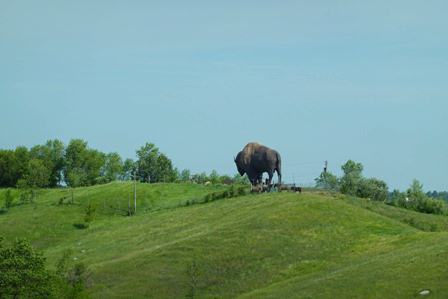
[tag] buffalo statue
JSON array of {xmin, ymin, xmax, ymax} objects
[{"xmin": 234, "ymin": 142, "xmax": 282, "ymax": 188}]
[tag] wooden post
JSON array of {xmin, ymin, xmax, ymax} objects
[{"xmin": 133, "ymin": 170, "xmax": 137, "ymax": 215}]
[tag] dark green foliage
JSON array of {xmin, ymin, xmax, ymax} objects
[
  {"xmin": 0, "ymin": 147, "xmax": 30, "ymax": 187},
  {"xmin": 0, "ymin": 150, "xmax": 19, "ymax": 187},
  {"xmin": 21, "ymin": 158, "xmax": 52, "ymax": 188},
  {"xmin": 0, "ymin": 238, "xmax": 54, "ymax": 298}
]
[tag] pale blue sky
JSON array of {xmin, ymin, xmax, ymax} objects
[{"xmin": 1, "ymin": 1, "xmax": 447, "ymax": 190}]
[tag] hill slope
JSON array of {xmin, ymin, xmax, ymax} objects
[{"xmin": 1, "ymin": 183, "xmax": 447, "ymax": 298}]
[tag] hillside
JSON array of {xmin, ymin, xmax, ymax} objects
[{"xmin": 1, "ymin": 183, "xmax": 448, "ymax": 298}]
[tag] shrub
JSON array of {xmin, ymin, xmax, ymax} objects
[
  {"xmin": 0, "ymin": 238, "xmax": 54, "ymax": 298},
  {"xmin": 413, "ymin": 197, "xmax": 445, "ymax": 215},
  {"xmin": 4, "ymin": 189, "xmax": 14, "ymax": 208},
  {"xmin": 84, "ymin": 203, "xmax": 97, "ymax": 223},
  {"xmin": 356, "ymin": 178, "xmax": 388, "ymax": 202}
]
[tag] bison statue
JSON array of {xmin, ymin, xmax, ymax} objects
[{"xmin": 234, "ymin": 142, "xmax": 282, "ymax": 188}]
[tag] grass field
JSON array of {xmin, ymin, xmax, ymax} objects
[{"xmin": 1, "ymin": 182, "xmax": 447, "ymax": 298}]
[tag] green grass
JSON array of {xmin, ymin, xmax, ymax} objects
[{"xmin": 1, "ymin": 183, "xmax": 448, "ymax": 298}]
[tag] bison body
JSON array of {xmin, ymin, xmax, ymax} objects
[{"xmin": 234, "ymin": 143, "xmax": 282, "ymax": 187}]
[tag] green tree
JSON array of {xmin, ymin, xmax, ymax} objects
[
  {"xmin": 192, "ymin": 172, "xmax": 209, "ymax": 184},
  {"xmin": 136, "ymin": 143, "xmax": 176, "ymax": 183},
  {"xmin": 0, "ymin": 238, "xmax": 54, "ymax": 298},
  {"xmin": 14, "ymin": 146, "xmax": 31, "ymax": 183},
  {"xmin": 209, "ymin": 170, "xmax": 220, "ymax": 184},
  {"xmin": 121, "ymin": 158, "xmax": 136, "ymax": 180},
  {"xmin": 340, "ymin": 160, "xmax": 363, "ymax": 195},
  {"xmin": 136, "ymin": 143, "xmax": 159, "ymax": 183},
  {"xmin": 0, "ymin": 150, "xmax": 18, "ymax": 187},
  {"xmin": 389, "ymin": 189, "xmax": 405, "ymax": 205},
  {"xmin": 315, "ymin": 171, "xmax": 339, "ymax": 190},
  {"xmin": 102, "ymin": 152, "xmax": 123, "ymax": 182},
  {"xmin": 21, "ymin": 158, "xmax": 52, "ymax": 188},
  {"xmin": 155, "ymin": 154, "xmax": 176, "ymax": 182},
  {"xmin": 356, "ymin": 178, "xmax": 388, "ymax": 201},
  {"xmin": 179, "ymin": 169, "xmax": 191, "ymax": 182},
  {"xmin": 64, "ymin": 139, "xmax": 106, "ymax": 187},
  {"xmin": 30, "ymin": 139, "xmax": 65, "ymax": 187},
  {"xmin": 407, "ymin": 179, "xmax": 426, "ymax": 201}
]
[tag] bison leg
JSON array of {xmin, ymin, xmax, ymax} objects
[{"xmin": 267, "ymin": 171, "xmax": 274, "ymax": 191}]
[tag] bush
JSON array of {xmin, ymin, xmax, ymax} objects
[
  {"xmin": 0, "ymin": 238, "xmax": 54, "ymax": 298},
  {"xmin": 413, "ymin": 197, "xmax": 445, "ymax": 215},
  {"xmin": 356, "ymin": 178, "xmax": 388, "ymax": 201},
  {"xmin": 84, "ymin": 203, "xmax": 97, "ymax": 223},
  {"xmin": 4, "ymin": 189, "xmax": 14, "ymax": 208}
]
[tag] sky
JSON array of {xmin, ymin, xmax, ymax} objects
[{"xmin": 0, "ymin": 1, "xmax": 447, "ymax": 190}]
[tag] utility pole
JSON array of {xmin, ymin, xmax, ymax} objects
[
  {"xmin": 324, "ymin": 160, "xmax": 328, "ymax": 173},
  {"xmin": 133, "ymin": 168, "xmax": 137, "ymax": 215}
]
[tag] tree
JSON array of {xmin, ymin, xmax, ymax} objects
[
  {"xmin": 356, "ymin": 178, "xmax": 388, "ymax": 201},
  {"xmin": 136, "ymin": 143, "xmax": 159, "ymax": 183},
  {"xmin": 179, "ymin": 169, "xmax": 191, "ymax": 182},
  {"xmin": 315, "ymin": 171, "xmax": 339, "ymax": 190},
  {"xmin": 340, "ymin": 160, "xmax": 363, "ymax": 195},
  {"xmin": 14, "ymin": 146, "xmax": 30, "ymax": 183},
  {"xmin": 30, "ymin": 139, "xmax": 65, "ymax": 187},
  {"xmin": 121, "ymin": 158, "xmax": 136, "ymax": 180},
  {"xmin": 192, "ymin": 172, "xmax": 209, "ymax": 184},
  {"xmin": 21, "ymin": 158, "xmax": 51, "ymax": 188},
  {"xmin": 389, "ymin": 189, "xmax": 405, "ymax": 205},
  {"xmin": 155, "ymin": 154, "xmax": 177, "ymax": 182},
  {"xmin": 407, "ymin": 179, "xmax": 426, "ymax": 201},
  {"xmin": 136, "ymin": 143, "xmax": 176, "ymax": 183},
  {"xmin": 0, "ymin": 238, "xmax": 54, "ymax": 298},
  {"xmin": 209, "ymin": 170, "xmax": 220, "ymax": 184},
  {"xmin": 64, "ymin": 139, "xmax": 106, "ymax": 187},
  {"xmin": 0, "ymin": 150, "xmax": 18, "ymax": 187},
  {"xmin": 102, "ymin": 152, "xmax": 123, "ymax": 182}
]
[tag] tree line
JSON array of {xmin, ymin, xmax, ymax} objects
[
  {"xmin": 0, "ymin": 139, "xmax": 247, "ymax": 189},
  {"xmin": 315, "ymin": 160, "xmax": 447, "ymax": 215}
]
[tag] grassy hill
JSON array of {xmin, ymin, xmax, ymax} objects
[{"xmin": 1, "ymin": 182, "xmax": 448, "ymax": 298}]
